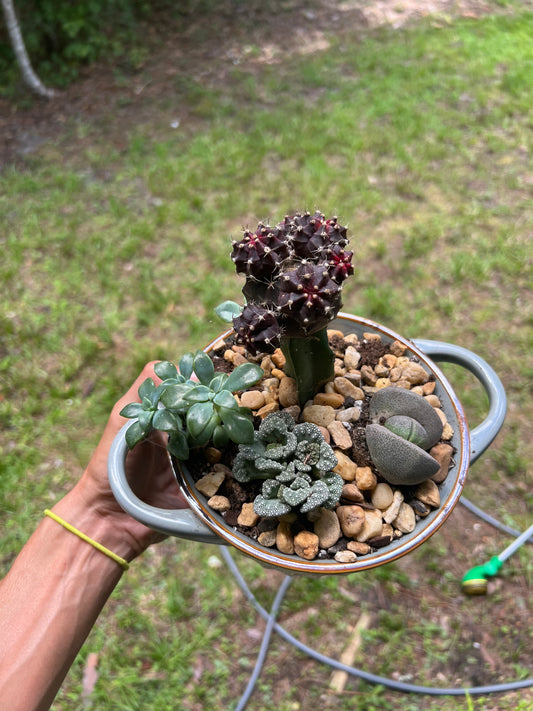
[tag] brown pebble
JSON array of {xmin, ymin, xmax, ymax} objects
[
  {"xmin": 336, "ymin": 505, "xmax": 365, "ymax": 537},
  {"xmin": 258, "ymin": 530, "xmax": 277, "ymax": 547},
  {"xmin": 314, "ymin": 392, "xmax": 345, "ymax": 408},
  {"xmin": 415, "ymin": 479, "xmax": 440, "ymax": 508},
  {"xmin": 334, "ymin": 550, "xmax": 358, "ymax": 563},
  {"xmin": 302, "ymin": 404, "xmax": 336, "ymax": 427},
  {"xmin": 271, "ymin": 349, "xmax": 286, "ymax": 368},
  {"xmin": 341, "ymin": 483, "xmax": 365, "ymax": 503},
  {"xmin": 356, "ymin": 509, "xmax": 383, "ymax": 542},
  {"xmin": 333, "ymin": 450, "xmax": 358, "ymax": 482},
  {"xmin": 195, "ymin": 470, "xmax": 225, "ymax": 497},
  {"xmin": 237, "ymin": 502, "xmax": 260, "ymax": 527},
  {"xmin": 429, "ymin": 443, "xmax": 454, "ymax": 483},
  {"xmin": 276, "ymin": 521, "xmax": 294, "ymax": 555},
  {"xmin": 347, "ymin": 541, "xmax": 371, "ymax": 555},
  {"xmin": 327, "ymin": 421, "xmax": 352, "ymax": 449},
  {"xmin": 355, "ymin": 466, "xmax": 377, "ymax": 491},
  {"xmin": 208, "ymin": 495, "xmax": 231, "ymax": 512},
  {"xmin": 294, "ymin": 530, "xmax": 319, "ymax": 560},
  {"xmin": 240, "ymin": 390, "xmax": 266, "ymax": 410}
]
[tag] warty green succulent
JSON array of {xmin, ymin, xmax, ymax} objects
[{"xmin": 233, "ymin": 411, "xmax": 343, "ymax": 517}]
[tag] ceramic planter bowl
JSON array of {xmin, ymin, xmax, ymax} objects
[{"xmin": 108, "ymin": 314, "xmax": 506, "ymax": 575}]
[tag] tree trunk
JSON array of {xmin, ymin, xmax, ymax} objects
[{"xmin": 1, "ymin": 0, "xmax": 55, "ymax": 99}]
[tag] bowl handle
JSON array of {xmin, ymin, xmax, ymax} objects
[
  {"xmin": 413, "ymin": 339, "xmax": 507, "ymax": 464},
  {"xmin": 108, "ymin": 423, "xmax": 221, "ymax": 543}
]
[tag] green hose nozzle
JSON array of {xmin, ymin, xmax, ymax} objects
[{"xmin": 461, "ymin": 556, "xmax": 503, "ymax": 595}]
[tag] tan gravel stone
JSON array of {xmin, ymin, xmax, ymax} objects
[
  {"xmin": 302, "ymin": 404, "xmax": 336, "ymax": 427},
  {"xmin": 294, "ymin": 530, "xmax": 319, "ymax": 560},
  {"xmin": 336, "ymin": 505, "xmax": 365, "ymax": 537},
  {"xmin": 314, "ymin": 392, "xmax": 345, "ymax": 408},
  {"xmin": 278, "ymin": 376, "xmax": 298, "ymax": 407},
  {"xmin": 393, "ymin": 502, "xmax": 416, "ymax": 533},
  {"xmin": 375, "ymin": 377, "xmax": 391, "ymax": 389},
  {"xmin": 415, "ymin": 479, "xmax": 440, "ymax": 508},
  {"xmin": 334, "ymin": 376, "xmax": 365, "ymax": 400},
  {"xmin": 344, "ymin": 345, "xmax": 361, "ymax": 370},
  {"xmin": 327, "ymin": 421, "xmax": 352, "ymax": 449},
  {"xmin": 271, "ymin": 348, "xmax": 286, "ymax": 368},
  {"xmin": 271, "ymin": 368, "xmax": 285, "ymax": 379},
  {"xmin": 240, "ymin": 390, "xmax": 266, "ymax": 410},
  {"xmin": 355, "ymin": 466, "xmax": 377, "ymax": 491},
  {"xmin": 361, "ymin": 365, "xmax": 378, "ymax": 386},
  {"xmin": 424, "ymin": 394, "xmax": 441, "ymax": 408},
  {"xmin": 356, "ymin": 509, "xmax": 383, "ymax": 542},
  {"xmin": 336, "ymin": 406, "xmax": 362, "ymax": 423},
  {"xmin": 400, "ymin": 362, "xmax": 429, "ymax": 385},
  {"xmin": 313, "ymin": 508, "xmax": 341, "ymax": 548},
  {"xmin": 371, "ymin": 482, "xmax": 394, "ymax": 510},
  {"xmin": 237, "ymin": 502, "xmax": 260, "ymax": 527},
  {"xmin": 276, "ymin": 521, "xmax": 294, "ymax": 555},
  {"xmin": 334, "ymin": 550, "xmax": 358, "ymax": 563},
  {"xmin": 390, "ymin": 340, "xmax": 407, "ymax": 356},
  {"xmin": 429, "ymin": 442, "xmax": 454, "ymax": 483},
  {"xmin": 333, "ymin": 450, "xmax": 358, "ymax": 481},
  {"xmin": 347, "ymin": 541, "xmax": 371, "ymax": 555},
  {"xmin": 341, "ymin": 483, "xmax": 365, "ymax": 503},
  {"xmin": 207, "ymin": 495, "xmax": 231, "ymax": 512},
  {"xmin": 256, "ymin": 402, "xmax": 279, "ymax": 418},
  {"xmin": 383, "ymin": 489, "xmax": 404, "ymax": 524},
  {"xmin": 422, "ymin": 381, "xmax": 436, "ymax": 395},
  {"xmin": 195, "ymin": 470, "xmax": 225, "ymax": 497},
  {"xmin": 258, "ymin": 530, "xmax": 277, "ymax": 547}
]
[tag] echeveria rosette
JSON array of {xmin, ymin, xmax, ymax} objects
[
  {"xmin": 233, "ymin": 412, "xmax": 342, "ymax": 518},
  {"xmin": 120, "ymin": 351, "xmax": 263, "ymax": 461}
]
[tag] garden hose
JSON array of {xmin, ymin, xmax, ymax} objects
[{"xmin": 221, "ymin": 495, "xmax": 532, "ymax": 707}]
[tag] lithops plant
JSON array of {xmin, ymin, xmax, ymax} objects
[
  {"xmin": 233, "ymin": 411, "xmax": 343, "ymax": 517},
  {"xmin": 365, "ymin": 387, "xmax": 444, "ymax": 485},
  {"xmin": 221, "ymin": 211, "xmax": 354, "ymax": 405}
]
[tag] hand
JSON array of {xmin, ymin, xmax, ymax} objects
[{"xmin": 73, "ymin": 362, "xmax": 188, "ymax": 558}]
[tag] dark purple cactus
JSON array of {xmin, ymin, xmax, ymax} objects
[
  {"xmin": 233, "ymin": 304, "xmax": 281, "ymax": 355},
  {"xmin": 278, "ymin": 263, "xmax": 343, "ymax": 335},
  {"xmin": 231, "ymin": 223, "xmax": 290, "ymax": 281},
  {"xmin": 230, "ymin": 210, "xmax": 354, "ymax": 404}
]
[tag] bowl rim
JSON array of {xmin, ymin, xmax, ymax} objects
[{"xmin": 172, "ymin": 313, "xmax": 470, "ymax": 575}]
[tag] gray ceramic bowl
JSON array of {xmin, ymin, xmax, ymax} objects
[{"xmin": 108, "ymin": 314, "xmax": 506, "ymax": 575}]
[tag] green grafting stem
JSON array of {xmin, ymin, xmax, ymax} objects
[{"xmin": 280, "ymin": 328, "xmax": 335, "ymax": 407}]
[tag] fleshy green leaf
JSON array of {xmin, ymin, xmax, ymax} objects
[
  {"xmin": 178, "ymin": 352, "xmax": 195, "ymax": 380},
  {"xmin": 186, "ymin": 401, "xmax": 215, "ymax": 441},
  {"xmin": 183, "ymin": 384, "xmax": 212, "ymax": 403},
  {"xmin": 138, "ymin": 410, "xmax": 154, "ymax": 434},
  {"xmin": 138, "ymin": 377, "xmax": 156, "ymax": 400},
  {"xmin": 219, "ymin": 408, "xmax": 255, "ymax": 444},
  {"xmin": 125, "ymin": 421, "xmax": 147, "ymax": 449},
  {"xmin": 213, "ymin": 389, "xmax": 238, "ymax": 409},
  {"xmin": 119, "ymin": 402, "xmax": 144, "ymax": 418},
  {"xmin": 193, "ymin": 351, "xmax": 215, "ymax": 386},
  {"xmin": 153, "ymin": 408, "xmax": 180, "ymax": 432},
  {"xmin": 212, "ymin": 425, "xmax": 229, "ymax": 448},
  {"xmin": 167, "ymin": 430, "xmax": 189, "ymax": 460},
  {"xmin": 225, "ymin": 363, "xmax": 263, "ymax": 393},
  {"xmin": 160, "ymin": 383, "xmax": 190, "ymax": 409},
  {"xmin": 215, "ymin": 300, "xmax": 242, "ymax": 322},
  {"xmin": 209, "ymin": 372, "xmax": 228, "ymax": 393},
  {"xmin": 154, "ymin": 361, "xmax": 178, "ymax": 380}
]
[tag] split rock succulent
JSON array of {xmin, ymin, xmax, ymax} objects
[{"xmin": 365, "ymin": 386, "xmax": 444, "ymax": 485}]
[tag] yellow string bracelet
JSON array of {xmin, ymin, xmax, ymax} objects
[{"xmin": 44, "ymin": 509, "xmax": 130, "ymax": 571}]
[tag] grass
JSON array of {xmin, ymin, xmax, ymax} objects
[{"xmin": 1, "ymin": 3, "xmax": 532, "ymax": 709}]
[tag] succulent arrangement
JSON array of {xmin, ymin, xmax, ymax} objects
[
  {"xmin": 220, "ymin": 211, "xmax": 353, "ymax": 406},
  {"xmin": 118, "ymin": 208, "xmax": 454, "ymax": 562},
  {"xmin": 233, "ymin": 412, "xmax": 343, "ymax": 517},
  {"xmin": 120, "ymin": 352, "xmax": 263, "ymax": 460}
]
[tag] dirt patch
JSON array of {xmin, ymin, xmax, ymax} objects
[{"xmin": 1, "ymin": 0, "xmax": 494, "ymax": 169}]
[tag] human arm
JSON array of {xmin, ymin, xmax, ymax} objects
[{"xmin": 0, "ymin": 362, "xmax": 187, "ymax": 711}]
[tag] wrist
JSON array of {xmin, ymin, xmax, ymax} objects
[{"xmin": 51, "ymin": 481, "xmax": 147, "ymax": 563}]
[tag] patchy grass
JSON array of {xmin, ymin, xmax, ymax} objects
[{"xmin": 1, "ymin": 3, "xmax": 531, "ymax": 710}]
